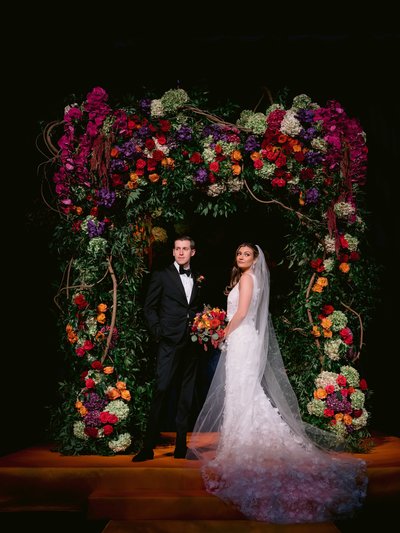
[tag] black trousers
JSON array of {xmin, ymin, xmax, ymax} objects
[{"xmin": 143, "ymin": 332, "xmax": 200, "ymax": 449}]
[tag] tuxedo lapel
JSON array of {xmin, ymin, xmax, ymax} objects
[{"xmin": 167, "ymin": 264, "xmax": 187, "ymax": 302}]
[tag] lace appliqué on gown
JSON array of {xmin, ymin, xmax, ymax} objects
[{"xmin": 200, "ymin": 279, "xmax": 368, "ymax": 524}]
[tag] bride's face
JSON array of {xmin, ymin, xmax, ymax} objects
[{"xmin": 236, "ymin": 246, "xmax": 255, "ymax": 271}]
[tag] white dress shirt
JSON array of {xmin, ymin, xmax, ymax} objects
[{"xmin": 175, "ymin": 261, "xmax": 193, "ymax": 303}]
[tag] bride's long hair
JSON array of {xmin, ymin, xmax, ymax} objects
[{"xmin": 224, "ymin": 242, "xmax": 259, "ymax": 295}]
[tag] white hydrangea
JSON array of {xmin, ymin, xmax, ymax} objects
[
  {"xmin": 315, "ymin": 370, "xmax": 339, "ymax": 390},
  {"xmin": 160, "ymin": 88, "xmax": 189, "ymax": 113},
  {"xmin": 340, "ymin": 365, "xmax": 360, "ymax": 387},
  {"xmin": 352, "ymin": 409, "xmax": 368, "ymax": 429},
  {"xmin": 280, "ymin": 110, "xmax": 302, "ymax": 137},
  {"xmin": 255, "ymin": 162, "xmax": 275, "ymax": 179},
  {"xmin": 226, "ymin": 178, "xmax": 244, "ymax": 192},
  {"xmin": 291, "ymin": 94, "xmax": 314, "ymax": 109},
  {"xmin": 150, "ymin": 99, "xmax": 164, "ymax": 117},
  {"xmin": 323, "ymin": 257, "xmax": 335, "ymax": 272},
  {"xmin": 344, "ymin": 233, "xmax": 359, "ymax": 252},
  {"xmin": 86, "ymin": 316, "xmax": 98, "ymax": 337},
  {"xmin": 86, "ymin": 369, "xmax": 104, "ymax": 385},
  {"xmin": 311, "ymin": 137, "xmax": 328, "ymax": 152},
  {"xmin": 307, "ymin": 398, "xmax": 325, "ymax": 417},
  {"xmin": 202, "ymin": 143, "xmax": 216, "ymax": 163},
  {"xmin": 350, "ymin": 389, "xmax": 365, "ymax": 409},
  {"xmin": 324, "ymin": 338, "xmax": 346, "ymax": 361},
  {"xmin": 334, "ymin": 201, "xmax": 356, "ymax": 219},
  {"xmin": 73, "ymin": 421, "xmax": 89, "ymax": 440},
  {"xmin": 108, "ymin": 432, "xmax": 132, "ymax": 453},
  {"xmin": 330, "ymin": 310, "xmax": 348, "ymax": 331},
  {"xmin": 207, "ymin": 182, "xmax": 226, "ymax": 197},
  {"xmin": 105, "ymin": 399, "xmax": 130, "ymax": 420},
  {"xmin": 87, "ymin": 237, "xmax": 108, "ymax": 256},
  {"xmin": 324, "ymin": 235, "xmax": 336, "ymax": 253},
  {"xmin": 246, "ymin": 112, "xmax": 268, "ymax": 135},
  {"xmin": 330, "ymin": 420, "xmax": 348, "ymax": 439}
]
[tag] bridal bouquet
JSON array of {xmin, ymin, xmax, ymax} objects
[{"xmin": 191, "ymin": 305, "xmax": 228, "ymax": 351}]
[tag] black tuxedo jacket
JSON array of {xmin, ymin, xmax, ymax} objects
[{"xmin": 143, "ymin": 264, "xmax": 203, "ymax": 345}]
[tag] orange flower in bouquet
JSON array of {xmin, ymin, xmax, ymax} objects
[{"xmin": 191, "ymin": 305, "xmax": 228, "ymax": 351}]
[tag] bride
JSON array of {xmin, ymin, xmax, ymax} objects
[{"xmin": 188, "ymin": 243, "xmax": 368, "ymax": 524}]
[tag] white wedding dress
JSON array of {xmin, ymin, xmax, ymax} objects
[{"xmin": 189, "ymin": 249, "xmax": 368, "ymax": 524}]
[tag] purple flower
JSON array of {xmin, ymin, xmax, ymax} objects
[
  {"xmin": 176, "ymin": 125, "xmax": 193, "ymax": 142},
  {"xmin": 84, "ymin": 392, "xmax": 107, "ymax": 411},
  {"xmin": 299, "ymin": 127, "xmax": 317, "ymax": 142},
  {"xmin": 326, "ymin": 393, "xmax": 352, "ymax": 414},
  {"xmin": 110, "ymin": 159, "xmax": 127, "ymax": 173},
  {"xmin": 305, "ymin": 187, "xmax": 319, "ymax": 205},
  {"xmin": 84, "ymin": 410, "xmax": 102, "ymax": 427},
  {"xmin": 244, "ymin": 135, "xmax": 260, "ymax": 152},
  {"xmin": 139, "ymin": 98, "xmax": 151, "ymax": 114},
  {"xmin": 304, "ymin": 151, "xmax": 324, "ymax": 166},
  {"xmin": 87, "ymin": 219, "xmax": 106, "ymax": 238},
  {"xmin": 119, "ymin": 139, "xmax": 138, "ymax": 159},
  {"xmin": 97, "ymin": 188, "xmax": 116, "ymax": 208},
  {"xmin": 296, "ymin": 109, "xmax": 314, "ymax": 124},
  {"xmin": 194, "ymin": 168, "xmax": 208, "ymax": 184}
]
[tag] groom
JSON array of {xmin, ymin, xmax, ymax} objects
[{"xmin": 132, "ymin": 235, "xmax": 204, "ymax": 461}]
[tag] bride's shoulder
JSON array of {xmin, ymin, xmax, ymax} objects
[{"xmin": 239, "ymin": 272, "xmax": 255, "ymax": 285}]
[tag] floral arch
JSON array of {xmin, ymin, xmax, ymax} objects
[{"xmin": 41, "ymin": 86, "xmax": 379, "ymax": 455}]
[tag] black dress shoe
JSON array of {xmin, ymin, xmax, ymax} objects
[
  {"xmin": 131, "ymin": 448, "xmax": 154, "ymax": 462},
  {"xmin": 173, "ymin": 445, "xmax": 188, "ymax": 459}
]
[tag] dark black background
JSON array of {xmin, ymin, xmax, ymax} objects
[{"xmin": 4, "ymin": 9, "xmax": 399, "ymax": 455}]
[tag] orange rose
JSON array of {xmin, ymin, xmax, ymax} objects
[
  {"xmin": 250, "ymin": 151, "xmax": 261, "ymax": 161},
  {"xmin": 320, "ymin": 318, "xmax": 332, "ymax": 329},
  {"xmin": 312, "ymin": 283, "xmax": 323, "ymax": 293},
  {"xmin": 97, "ymin": 303, "xmax": 107, "ymax": 313},
  {"xmin": 97, "ymin": 313, "xmax": 106, "ymax": 324},
  {"xmin": 103, "ymin": 366, "xmax": 114, "ymax": 374},
  {"xmin": 231, "ymin": 150, "xmax": 242, "ymax": 161},
  {"xmin": 106, "ymin": 388, "xmax": 121, "ymax": 400},
  {"xmin": 75, "ymin": 401, "xmax": 83, "ymax": 409},
  {"xmin": 339, "ymin": 262, "xmax": 350, "ymax": 273},
  {"xmin": 148, "ymin": 173, "xmax": 160, "ymax": 183},
  {"xmin": 323, "ymin": 329, "xmax": 333, "ymax": 338},
  {"xmin": 335, "ymin": 413, "xmax": 344, "ymax": 421},
  {"xmin": 231, "ymin": 164, "xmax": 241, "ymax": 175},
  {"xmin": 120, "ymin": 389, "xmax": 131, "ymax": 401},
  {"xmin": 343, "ymin": 414, "xmax": 353, "ymax": 425},
  {"xmin": 311, "ymin": 325, "xmax": 321, "ymax": 337},
  {"xmin": 314, "ymin": 388, "xmax": 327, "ymax": 399},
  {"xmin": 116, "ymin": 381, "xmax": 127, "ymax": 390}
]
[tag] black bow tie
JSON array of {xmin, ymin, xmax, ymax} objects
[{"xmin": 179, "ymin": 266, "xmax": 191, "ymax": 276}]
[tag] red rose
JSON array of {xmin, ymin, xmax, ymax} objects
[
  {"xmin": 84, "ymin": 426, "xmax": 98, "ymax": 438},
  {"xmin": 103, "ymin": 424, "xmax": 114, "ymax": 436},
  {"xmin": 189, "ymin": 152, "xmax": 203, "ymax": 164}
]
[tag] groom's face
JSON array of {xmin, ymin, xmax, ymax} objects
[{"xmin": 173, "ymin": 239, "xmax": 195, "ymax": 267}]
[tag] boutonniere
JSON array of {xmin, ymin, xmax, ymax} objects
[{"xmin": 196, "ymin": 275, "xmax": 205, "ymax": 286}]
